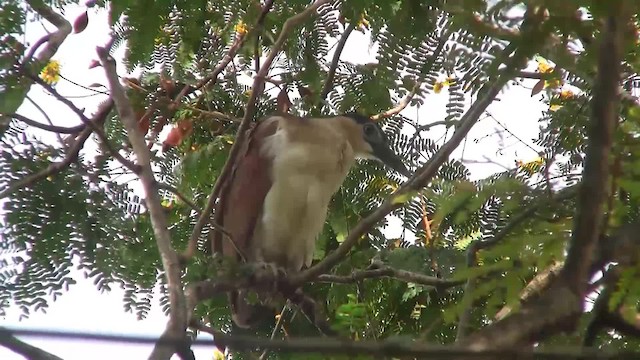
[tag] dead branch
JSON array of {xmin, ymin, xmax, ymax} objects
[
  {"xmin": 0, "ymin": 99, "xmax": 114, "ymax": 199},
  {"xmin": 96, "ymin": 48, "xmax": 187, "ymax": 360},
  {"xmin": 186, "ymin": 0, "xmax": 331, "ymax": 261}
]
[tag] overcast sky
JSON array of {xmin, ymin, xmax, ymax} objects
[{"xmin": 0, "ymin": 4, "xmax": 546, "ymax": 360}]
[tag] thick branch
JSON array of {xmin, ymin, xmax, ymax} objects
[
  {"xmin": 560, "ymin": 3, "xmax": 623, "ymax": 297},
  {"xmin": 97, "ymin": 48, "xmax": 187, "ymax": 360}
]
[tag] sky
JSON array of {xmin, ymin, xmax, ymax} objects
[{"xmin": 0, "ymin": 3, "xmax": 547, "ymax": 360}]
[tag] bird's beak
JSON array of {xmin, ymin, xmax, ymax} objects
[{"xmin": 370, "ymin": 142, "xmax": 411, "ymax": 177}]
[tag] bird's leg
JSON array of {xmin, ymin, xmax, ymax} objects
[{"xmin": 252, "ymin": 261, "xmax": 286, "ymax": 293}]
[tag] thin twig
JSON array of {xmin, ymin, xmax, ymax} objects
[
  {"xmin": 316, "ymin": 266, "xmax": 463, "ymax": 289},
  {"xmin": 25, "ymin": 95, "xmax": 75, "ymax": 151},
  {"xmin": 371, "ymin": 81, "xmax": 421, "ymax": 121},
  {"xmin": 158, "ymin": 183, "xmax": 201, "ymax": 213},
  {"xmin": 3, "ymin": 112, "xmax": 84, "ymax": 134},
  {"xmin": 157, "ymin": 183, "xmax": 238, "ymax": 258},
  {"xmin": 32, "ymin": 76, "xmax": 139, "ymax": 173},
  {"xmin": 319, "ymin": 21, "xmax": 356, "ymax": 104},
  {"xmin": 0, "ymin": 99, "xmax": 114, "ymax": 199},
  {"xmin": 259, "ymin": 304, "xmax": 289, "ymax": 360}
]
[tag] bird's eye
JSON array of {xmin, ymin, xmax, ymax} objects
[{"xmin": 363, "ymin": 123, "xmax": 377, "ymax": 138}]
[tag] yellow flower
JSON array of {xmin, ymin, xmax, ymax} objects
[
  {"xmin": 549, "ymin": 104, "xmax": 563, "ymax": 112},
  {"xmin": 517, "ymin": 156, "xmax": 544, "ymax": 175},
  {"xmin": 544, "ymin": 78, "xmax": 562, "ymax": 89},
  {"xmin": 235, "ymin": 20, "xmax": 248, "ymax": 36},
  {"xmin": 537, "ymin": 60, "xmax": 553, "ymax": 74},
  {"xmin": 433, "ymin": 81, "xmax": 444, "ymax": 94},
  {"xmin": 443, "ymin": 77, "xmax": 456, "ymax": 86},
  {"xmin": 559, "ymin": 89, "xmax": 574, "ymax": 100},
  {"xmin": 40, "ymin": 60, "xmax": 61, "ymax": 85},
  {"xmin": 213, "ymin": 348, "xmax": 225, "ymax": 360},
  {"xmin": 357, "ymin": 12, "xmax": 370, "ymax": 30}
]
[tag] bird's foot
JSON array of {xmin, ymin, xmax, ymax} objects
[{"xmin": 253, "ymin": 262, "xmax": 286, "ymax": 292}]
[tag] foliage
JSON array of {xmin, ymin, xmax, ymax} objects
[{"xmin": 3, "ymin": 0, "xmax": 640, "ymax": 359}]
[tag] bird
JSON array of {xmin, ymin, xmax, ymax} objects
[{"xmin": 212, "ymin": 112, "xmax": 410, "ymax": 328}]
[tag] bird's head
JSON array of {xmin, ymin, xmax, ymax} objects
[{"xmin": 341, "ymin": 112, "xmax": 411, "ymax": 177}]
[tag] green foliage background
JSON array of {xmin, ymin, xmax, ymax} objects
[{"xmin": 3, "ymin": 0, "xmax": 640, "ymax": 358}]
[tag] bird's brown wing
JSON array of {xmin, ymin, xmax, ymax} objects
[{"xmin": 212, "ymin": 116, "xmax": 279, "ymax": 328}]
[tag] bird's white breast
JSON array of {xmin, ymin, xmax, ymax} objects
[{"xmin": 252, "ymin": 118, "xmax": 355, "ymax": 271}]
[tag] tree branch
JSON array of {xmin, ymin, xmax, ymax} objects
[
  {"xmin": 0, "ymin": 99, "xmax": 113, "ymax": 199},
  {"xmin": 494, "ymin": 261, "xmax": 564, "ymax": 321},
  {"xmin": 187, "ymin": 0, "xmax": 330, "ymax": 261},
  {"xmin": 3, "ymin": 113, "xmax": 84, "ymax": 134},
  {"xmin": 319, "ymin": 21, "xmax": 355, "ymax": 103},
  {"xmin": 171, "ymin": 0, "xmax": 275, "ymax": 103},
  {"xmin": 371, "ymin": 81, "xmax": 421, "ymax": 121},
  {"xmin": 32, "ymin": 76, "xmax": 139, "ymax": 173},
  {"xmin": 0, "ymin": 327, "xmax": 63, "ymax": 360},
  {"xmin": 193, "ymin": 322, "xmax": 640, "ymax": 359},
  {"xmin": 559, "ymin": 4, "xmax": 624, "ymax": 296},
  {"xmin": 96, "ymin": 48, "xmax": 187, "ymax": 360},
  {"xmin": 316, "ymin": 266, "xmax": 463, "ymax": 289}
]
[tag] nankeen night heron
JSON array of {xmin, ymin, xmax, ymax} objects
[{"xmin": 212, "ymin": 112, "xmax": 409, "ymax": 328}]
